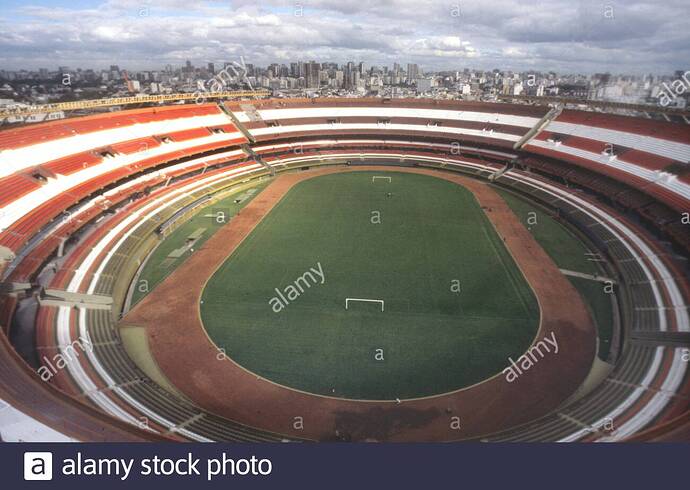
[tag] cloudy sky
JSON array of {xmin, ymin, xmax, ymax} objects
[{"xmin": 0, "ymin": 0, "xmax": 688, "ymax": 74}]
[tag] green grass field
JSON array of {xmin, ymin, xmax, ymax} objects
[
  {"xmin": 200, "ymin": 171, "xmax": 540, "ymax": 400},
  {"xmin": 496, "ymin": 189, "xmax": 614, "ymax": 360}
]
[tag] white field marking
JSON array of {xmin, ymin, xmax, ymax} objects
[
  {"xmin": 345, "ymin": 298, "xmax": 384, "ymax": 311},
  {"xmin": 321, "ymin": 162, "xmax": 689, "ymax": 441},
  {"xmin": 372, "ymin": 176, "xmax": 392, "ymax": 183},
  {"xmin": 260, "ymin": 155, "xmax": 686, "ymax": 440},
  {"xmin": 267, "ymin": 151, "xmax": 686, "ymax": 313}
]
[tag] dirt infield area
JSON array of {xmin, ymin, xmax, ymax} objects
[{"xmin": 122, "ymin": 165, "xmax": 597, "ymax": 442}]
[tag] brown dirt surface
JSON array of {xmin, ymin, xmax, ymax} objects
[{"xmin": 122, "ymin": 165, "xmax": 597, "ymax": 442}]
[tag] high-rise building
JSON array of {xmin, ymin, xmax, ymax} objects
[
  {"xmin": 407, "ymin": 63, "xmax": 419, "ymax": 82},
  {"xmin": 344, "ymin": 61, "xmax": 356, "ymax": 90},
  {"xmin": 268, "ymin": 63, "xmax": 279, "ymax": 78},
  {"xmin": 305, "ymin": 61, "xmax": 320, "ymax": 89},
  {"xmin": 298, "ymin": 61, "xmax": 306, "ymax": 78},
  {"xmin": 334, "ymin": 70, "xmax": 344, "ymax": 89}
]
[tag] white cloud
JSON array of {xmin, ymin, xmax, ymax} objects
[
  {"xmin": 0, "ymin": 0, "xmax": 687, "ymax": 73},
  {"xmin": 402, "ymin": 37, "xmax": 478, "ymax": 58}
]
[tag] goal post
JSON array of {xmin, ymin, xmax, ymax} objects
[
  {"xmin": 371, "ymin": 176, "xmax": 392, "ymax": 183},
  {"xmin": 345, "ymin": 298, "xmax": 385, "ymax": 311}
]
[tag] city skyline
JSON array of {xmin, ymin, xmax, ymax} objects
[
  {"xmin": 3, "ymin": 58, "xmax": 687, "ymax": 78},
  {"xmin": 0, "ymin": 0, "xmax": 689, "ymax": 74},
  {"xmin": 4, "ymin": 58, "xmax": 688, "ymax": 113}
]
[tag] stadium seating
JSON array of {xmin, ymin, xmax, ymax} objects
[
  {"xmin": 0, "ymin": 98, "xmax": 688, "ymax": 442},
  {"xmin": 0, "ymin": 174, "xmax": 42, "ymax": 209}
]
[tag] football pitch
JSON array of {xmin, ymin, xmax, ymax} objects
[{"xmin": 200, "ymin": 170, "xmax": 539, "ymax": 400}]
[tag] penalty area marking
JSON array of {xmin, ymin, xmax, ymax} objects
[
  {"xmin": 372, "ymin": 176, "xmax": 392, "ymax": 183},
  {"xmin": 345, "ymin": 298, "xmax": 385, "ymax": 311}
]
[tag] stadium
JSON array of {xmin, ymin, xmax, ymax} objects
[{"xmin": 0, "ymin": 96, "xmax": 689, "ymax": 442}]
